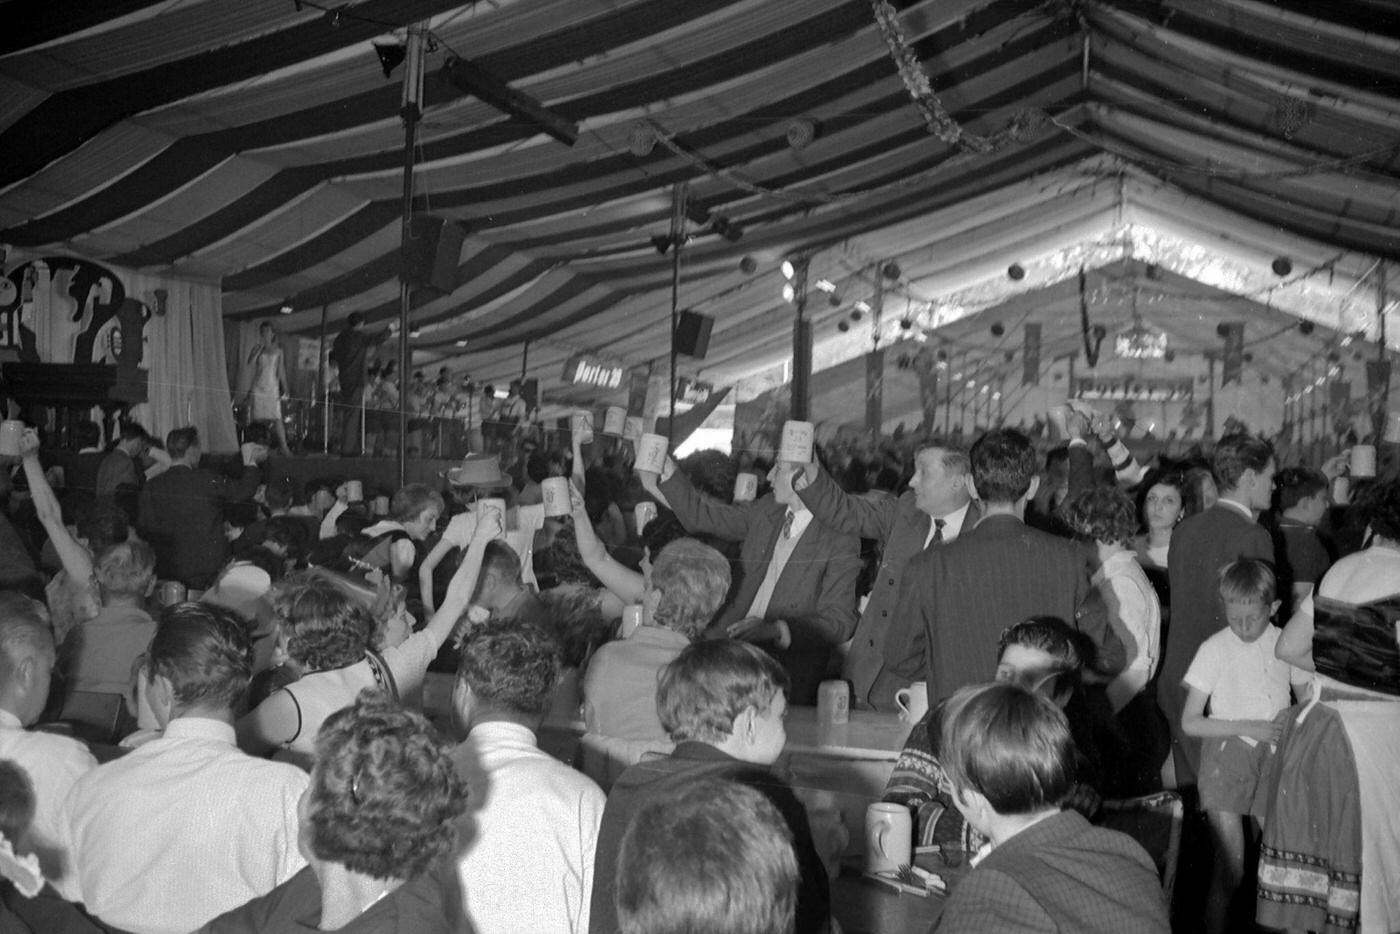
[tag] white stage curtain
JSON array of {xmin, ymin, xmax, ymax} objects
[{"xmin": 128, "ymin": 270, "xmax": 238, "ymax": 452}]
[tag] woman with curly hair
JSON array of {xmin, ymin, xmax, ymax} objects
[
  {"xmin": 203, "ymin": 691, "xmax": 468, "ymax": 932},
  {"xmin": 236, "ymin": 511, "xmax": 498, "ymax": 765}
]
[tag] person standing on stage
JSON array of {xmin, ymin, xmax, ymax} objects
[
  {"xmin": 244, "ymin": 322, "xmax": 292, "ymax": 457},
  {"xmin": 328, "ymin": 312, "xmax": 388, "ymax": 457}
]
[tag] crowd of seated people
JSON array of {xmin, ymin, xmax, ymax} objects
[{"xmin": 0, "ymin": 401, "xmax": 1396, "ymax": 933}]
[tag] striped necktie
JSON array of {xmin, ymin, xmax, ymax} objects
[{"xmin": 930, "ymin": 517, "xmax": 946, "ymax": 545}]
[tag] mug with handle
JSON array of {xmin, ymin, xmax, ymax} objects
[
  {"xmin": 864, "ymin": 802, "xmax": 913, "ymax": 875},
  {"xmin": 894, "ymin": 681, "xmax": 929, "ymax": 724}
]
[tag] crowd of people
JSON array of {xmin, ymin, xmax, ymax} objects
[{"xmin": 0, "ymin": 395, "xmax": 1395, "ymax": 933}]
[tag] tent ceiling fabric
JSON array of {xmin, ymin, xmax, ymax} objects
[{"xmin": 2, "ymin": 0, "xmax": 1398, "ymax": 399}]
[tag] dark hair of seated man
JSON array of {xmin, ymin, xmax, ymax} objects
[
  {"xmin": 616, "ymin": 777, "xmax": 798, "ymax": 934},
  {"xmin": 934, "ymin": 682, "xmax": 1170, "ymax": 934},
  {"xmin": 882, "ymin": 617, "xmax": 1129, "ymax": 851},
  {"xmin": 587, "ymin": 639, "xmax": 831, "ymax": 934}
]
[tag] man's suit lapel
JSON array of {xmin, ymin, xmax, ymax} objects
[{"xmin": 723, "ymin": 503, "xmax": 787, "ymax": 626}]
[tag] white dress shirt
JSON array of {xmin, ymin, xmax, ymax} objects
[
  {"xmin": 1094, "ymin": 550, "xmax": 1162, "ymax": 705},
  {"xmin": 924, "ymin": 500, "xmax": 973, "ymax": 549},
  {"xmin": 452, "ymin": 721, "xmax": 606, "ymax": 934},
  {"xmin": 60, "ymin": 716, "xmax": 308, "ymax": 934},
  {"xmin": 746, "ymin": 506, "xmax": 814, "ymax": 619},
  {"xmin": 0, "ymin": 708, "xmax": 97, "ymax": 898}
]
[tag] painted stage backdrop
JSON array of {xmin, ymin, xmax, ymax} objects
[{"xmin": 0, "ymin": 254, "xmax": 238, "ymax": 451}]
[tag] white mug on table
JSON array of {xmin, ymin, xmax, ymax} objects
[
  {"xmin": 864, "ymin": 802, "xmax": 912, "ymax": 875},
  {"xmin": 895, "ymin": 681, "xmax": 929, "ymax": 724}
]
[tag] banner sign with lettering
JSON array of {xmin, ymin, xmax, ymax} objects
[
  {"xmin": 562, "ymin": 354, "xmax": 625, "ymax": 390},
  {"xmin": 1074, "ymin": 377, "xmax": 1193, "ymax": 402},
  {"xmin": 675, "ymin": 377, "xmax": 713, "ymax": 405}
]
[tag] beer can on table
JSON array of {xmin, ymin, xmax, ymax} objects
[
  {"xmin": 817, "ymin": 679, "xmax": 849, "ymax": 725},
  {"xmin": 159, "ymin": 582, "xmax": 187, "ymax": 606}
]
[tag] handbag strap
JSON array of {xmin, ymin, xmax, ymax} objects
[{"xmin": 365, "ymin": 648, "xmax": 400, "ymax": 702}]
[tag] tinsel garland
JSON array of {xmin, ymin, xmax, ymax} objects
[{"xmin": 870, "ymin": 0, "xmax": 1044, "ymax": 153}]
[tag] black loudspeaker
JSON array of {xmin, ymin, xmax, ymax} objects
[
  {"xmin": 404, "ymin": 215, "xmax": 467, "ymax": 294},
  {"xmin": 674, "ymin": 310, "xmax": 714, "ymax": 359}
]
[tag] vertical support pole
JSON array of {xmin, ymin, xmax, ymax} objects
[
  {"xmin": 395, "ymin": 24, "xmax": 426, "ymax": 489},
  {"xmin": 866, "ymin": 271, "xmax": 885, "ymax": 433},
  {"xmin": 1375, "ymin": 262, "xmax": 1390, "ymax": 443},
  {"xmin": 1205, "ymin": 352, "xmax": 1217, "ymax": 440},
  {"xmin": 667, "ymin": 183, "xmax": 687, "ymax": 444},
  {"xmin": 790, "ymin": 258, "xmax": 811, "ymax": 421},
  {"xmin": 318, "ymin": 303, "xmax": 329, "ymax": 455}
]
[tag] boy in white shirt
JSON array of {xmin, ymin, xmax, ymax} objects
[{"xmin": 1181, "ymin": 559, "xmax": 1306, "ymax": 934}]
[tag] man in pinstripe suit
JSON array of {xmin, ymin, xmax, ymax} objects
[{"xmin": 891, "ymin": 429, "xmax": 1124, "ymax": 699}]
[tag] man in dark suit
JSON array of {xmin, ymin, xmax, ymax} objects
[
  {"xmin": 794, "ymin": 445, "xmax": 981, "ymax": 710},
  {"xmin": 57, "ymin": 420, "xmax": 107, "ymax": 504},
  {"xmin": 644, "ymin": 454, "xmax": 861, "ymax": 705},
  {"xmin": 329, "ymin": 312, "xmax": 389, "ymax": 456},
  {"xmin": 890, "ymin": 428, "xmax": 1123, "ymax": 700},
  {"xmin": 1160, "ymin": 433, "xmax": 1276, "ymax": 781},
  {"xmin": 137, "ymin": 427, "xmax": 265, "ymax": 589}
]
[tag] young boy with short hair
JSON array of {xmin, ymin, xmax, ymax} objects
[
  {"xmin": 1181, "ymin": 558, "xmax": 1307, "ymax": 934},
  {"xmin": 936, "ymin": 682, "xmax": 1169, "ymax": 933},
  {"xmin": 61, "ymin": 540, "xmax": 158, "ymax": 695},
  {"xmin": 587, "ymin": 639, "xmax": 830, "ymax": 934}
]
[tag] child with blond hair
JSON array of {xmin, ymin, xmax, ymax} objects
[{"xmin": 1181, "ymin": 559, "xmax": 1308, "ymax": 934}]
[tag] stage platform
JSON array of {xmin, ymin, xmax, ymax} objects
[{"xmin": 263, "ymin": 454, "xmax": 468, "ymax": 497}]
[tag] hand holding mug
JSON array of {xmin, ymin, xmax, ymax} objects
[
  {"xmin": 17, "ymin": 427, "xmax": 41, "ymax": 460},
  {"xmin": 473, "ymin": 507, "xmax": 504, "ymax": 544},
  {"xmin": 442, "ymin": 512, "xmax": 478, "ymax": 548}
]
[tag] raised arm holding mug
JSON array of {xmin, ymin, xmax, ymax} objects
[
  {"xmin": 791, "ymin": 442, "xmax": 979, "ymax": 710},
  {"xmin": 636, "ymin": 424, "xmax": 860, "ymax": 705}
]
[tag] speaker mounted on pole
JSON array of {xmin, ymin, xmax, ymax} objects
[
  {"xmin": 674, "ymin": 310, "xmax": 714, "ymax": 359},
  {"xmin": 404, "ymin": 215, "xmax": 467, "ymax": 295}
]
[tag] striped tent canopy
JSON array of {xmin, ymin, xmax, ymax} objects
[{"xmin": 2, "ymin": 0, "xmax": 1398, "ymax": 403}]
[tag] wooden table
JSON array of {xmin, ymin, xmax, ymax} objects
[
  {"xmin": 424, "ymin": 672, "xmax": 916, "ymax": 764},
  {"xmin": 784, "ymin": 706, "xmax": 912, "ymax": 760},
  {"xmin": 830, "ymin": 849, "xmax": 967, "ymax": 934}
]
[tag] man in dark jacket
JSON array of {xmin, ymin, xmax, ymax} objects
[
  {"xmin": 588, "ymin": 640, "xmax": 831, "ymax": 934},
  {"xmin": 329, "ymin": 312, "xmax": 389, "ymax": 456},
  {"xmin": 137, "ymin": 427, "xmax": 264, "ymax": 588}
]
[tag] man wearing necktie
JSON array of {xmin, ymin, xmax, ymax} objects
[
  {"xmin": 891, "ymin": 429, "xmax": 1124, "ymax": 702},
  {"xmin": 641, "ymin": 455, "xmax": 861, "ymax": 705},
  {"xmin": 793, "ymin": 446, "xmax": 980, "ymax": 710}
]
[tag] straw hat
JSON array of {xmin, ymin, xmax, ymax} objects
[{"xmin": 446, "ymin": 453, "xmax": 506, "ymax": 488}]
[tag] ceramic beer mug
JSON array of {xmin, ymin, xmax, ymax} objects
[
  {"xmin": 895, "ymin": 681, "xmax": 929, "ymax": 724},
  {"xmin": 864, "ymin": 802, "xmax": 913, "ymax": 875}
]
